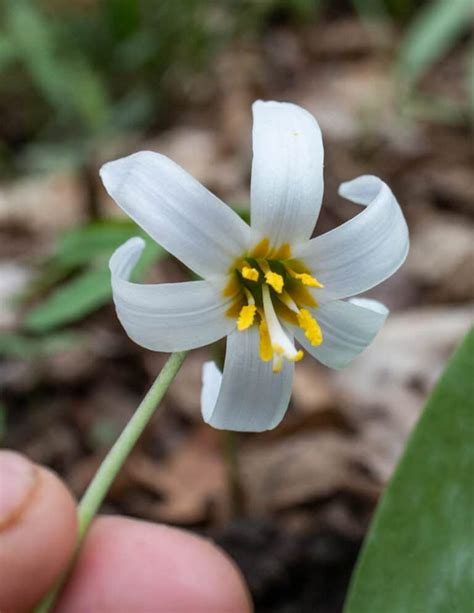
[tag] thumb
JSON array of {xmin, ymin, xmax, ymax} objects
[{"xmin": 0, "ymin": 451, "xmax": 77, "ymax": 612}]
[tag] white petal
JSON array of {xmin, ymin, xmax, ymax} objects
[
  {"xmin": 250, "ymin": 101, "xmax": 324, "ymax": 247},
  {"xmin": 101, "ymin": 151, "xmax": 253, "ymax": 279},
  {"xmin": 201, "ymin": 327, "xmax": 294, "ymax": 432},
  {"xmin": 110, "ymin": 237, "xmax": 235, "ymax": 351},
  {"xmin": 293, "ymin": 175, "xmax": 409, "ymax": 301},
  {"xmin": 294, "ymin": 298, "xmax": 389, "ymax": 369}
]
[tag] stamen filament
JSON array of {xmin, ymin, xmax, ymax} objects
[
  {"xmin": 244, "ymin": 288, "xmax": 255, "ymax": 305},
  {"xmin": 259, "ymin": 318, "xmax": 273, "ymax": 362},
  {"xmin": 262, "ymin": 285, "xmax": 303, "ymax": 362},
  {"xmin": 277, "ymin": 291, "xmax": 300, "ymax": 314}
]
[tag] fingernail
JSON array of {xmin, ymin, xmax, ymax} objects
[{"xmin": 0, "ymin": 451, "xmax": 38, "ymax": 529}]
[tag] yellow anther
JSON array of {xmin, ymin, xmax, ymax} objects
[
  {"xmin": 237, "ymin": 304, "xmax": 257, "ymax": 331},
  {"xmin": 241, "ymin": 266, "xmax": 260, "ymax": 282},
  {"xmin": 290, "ymin": 349, "xmax": 304, "ymax": 362},
  {"xmin": 297, "ymin": 309, "xmax": 323, "ymax": 346},
  {"xmin": 259, "ymin": 319, "xmax": 273, "ymax": 362},
  {"xmin": 258, "ymin": 260, "xmax": 284, "ymax": 294},
  {"xmin": 288, "ymin": 269, "xmax": 324, "ymax": 288},
  {"xmin": 264, "ymin": 271, "xmax": 284, "ymax": 293}
]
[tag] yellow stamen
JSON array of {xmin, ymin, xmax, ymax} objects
[
  {"xmin": 288, "ymin": 269, "xmax": 324, "ymax": 288},
  {"xmin": 237, "ymin": 304, "xmax": 256, "ymax": 331},
  {"xmin": 290, "ymin": 349, "xmax": 304, "ymax": 362},
  {"xmin": 258, "ymin": 260, "xmax": 284, "ymax": 293},
  {"xmin": 265, "ymin": 271, "xmax": 284, "ymax": 293},
  {"xmin": 297, "ymin": 309, "xmax": 323, "ymax": 346},
  {"xmin": 259, "ymin": 319, "xmax": 273, "ymax": 361},
  {"xmin": 241, "ymin": 266, "xmax": 260, "ymax": 282}
]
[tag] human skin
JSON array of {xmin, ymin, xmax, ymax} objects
[{"xmin": 0, "ymin": 450, "xmax": 252, "ymax": 613}]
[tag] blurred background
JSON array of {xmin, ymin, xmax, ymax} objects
[{"xmin": 0, "ymin": 1, "xmax": 472, "ymax": 611}]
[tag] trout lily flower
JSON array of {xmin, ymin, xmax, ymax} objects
[{"xmin": 101, "ymin": 101, "xmax": 409, "ymax": 432}]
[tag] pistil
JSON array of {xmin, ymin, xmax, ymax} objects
[{"xmin": 262, "ymin": 285, "xmax": 303, "ymax": 367}]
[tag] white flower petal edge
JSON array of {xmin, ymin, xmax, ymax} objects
[
  {"xmin": 110, "ymin": 237, "xmax": 236, "ymax": 352},
  {"xmin": 293, "ymin": 297, "xmax": 389, "ymax": 370},
  {"xmin": 251, "ymin": 100, "xmax": 324, "ymax": 247},
  {"xmin": 101, "ymin": 151, "xmax": 254, "ymax": 279},
  {"xmin": 201, "ymin": 326, "xmax": 294, "ymax": 432},
  {"xmin": 293, "ymin": 175, "xmax": 409, "ymax": 302}
]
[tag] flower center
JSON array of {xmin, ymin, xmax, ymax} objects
[{"xmin": 224, "ymin": 238, "xmax": 324, "ymax": 372}]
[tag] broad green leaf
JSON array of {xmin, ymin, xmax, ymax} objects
[
  {"xmin": 25, "ymin": 268, "xmax": 112, "ymax": 332},
  {"xmin": 20, "ymin": 220, "xmax": 166, "ymax": 303},
  {"xmin": 25, "ymin": 237, "xmax": 165, "ymax": 331},
  {"xmin": 344, "ymin": 327, "xmax": 474, "ymax": 613},
  {"xmin": 53, "ymin": 219, "xmax": 150, "ymax": 267},
  {"xmin": 397, "ymin": 0, "xmax": 472, "ymax": 86}
]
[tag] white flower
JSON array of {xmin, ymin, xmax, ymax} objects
[{"xmin": 101, "ymin": 101, "xmax": 409, "ymax": 432}]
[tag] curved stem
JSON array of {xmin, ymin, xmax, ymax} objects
[{"xmin": 34, "ymin": 350, "xmax": 189, "ymax": 613}]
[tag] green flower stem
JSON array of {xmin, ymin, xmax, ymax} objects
[{"xmin": 34, "ymin": 350, "xmax": 188, "ymax": 613}]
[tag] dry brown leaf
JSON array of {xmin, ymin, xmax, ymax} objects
[
  {"xmin": 240, "ymin": 432, "xmax": 378, "ymax": 514},
  {"xmin": 406, "ymin": 214, "xmax": 474, "ymax": 302},
  {"xmin": 0, "ymin": 172, "xmax": 84, "ymax": 232},
  {"xmin": 126, "ymin": 427, "xmax": 228, "ymax": 525}
]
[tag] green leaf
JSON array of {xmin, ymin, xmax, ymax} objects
[
  {"xmin": 25, "ymin": 267, "xmax": 112, "ymax": 332},
  {"xmin": 344, "ymin": 327, "xmax": 474, "ymax": 613},
  {"xmin": 5, "ymin": 1, "xmax": 109, "ymax": 132},
  {"xmin": 397, "ymin": 0, "xmax": 472, "ymax": 86},
  {"xmin": 0, "ymin": 34, "xmax": 16, "ymax": 71},
  {"xmin": 24, "ymin": 234, "xmax": 166, "ymax": 331},
  {"xmin": 52, "ymin": 219, "xmax": 149, "ymax": 268}
]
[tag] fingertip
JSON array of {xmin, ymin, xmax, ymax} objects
[
  {"xmin": 57, "ymin": 516, "xmax": 252, "ymax": 613},
  {"xmin": 0, "ymin": 451, "xmax": 77, "ymax": 612}
]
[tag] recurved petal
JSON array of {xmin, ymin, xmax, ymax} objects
[
  {"xmin": 293, "ymin": 175, "xmax": 409, "ymax": 301},
  {"xmin": 110, "ymin": 238, "xmax": 235, "ymax": 352},
  {"xmin": 101, "ymin": 151, "xmax": 253, "ymax": 279},
  {"xmin": 294, "ymin": 298, "xmax": 388, "ymax": 370},
  {"xmin": 250, "ymin": 101, "xmax": 324, "ymax": 247},
  {"xmin": 201, "ymin": 327, "xmax": 294, "ymax": 432}
]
